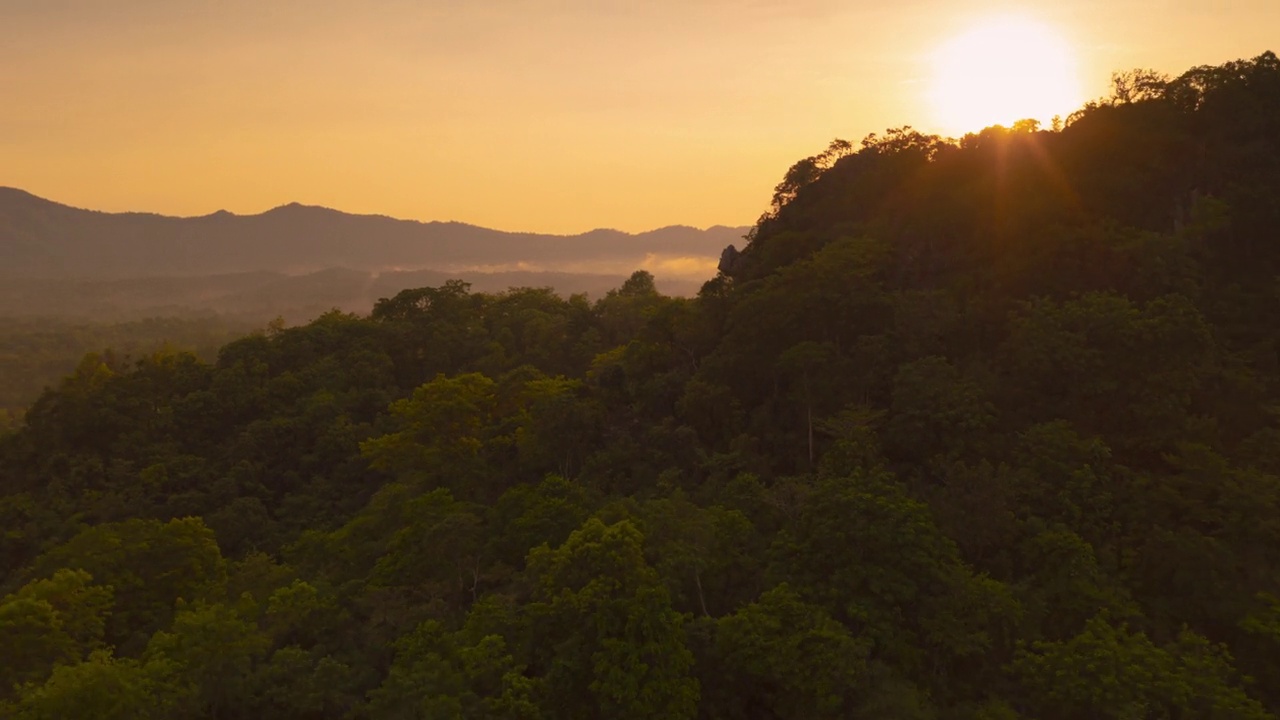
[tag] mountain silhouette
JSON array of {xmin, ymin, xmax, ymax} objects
[{"xmin": 0, "ymin": 188, "xmax": 748, "ymax": 279}]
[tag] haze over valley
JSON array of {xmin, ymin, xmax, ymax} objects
[
  {"xmin": 0, "ymin": 187, "xmax": 744, "ymax": 416},
  {"xmin": 0, "ymin": 186, "xmax": 745, "ymax": 319}
]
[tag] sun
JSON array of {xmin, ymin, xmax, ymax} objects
[{"xmin": 927, "ymin": 15, "xmax": 1084, "ymax": 136}]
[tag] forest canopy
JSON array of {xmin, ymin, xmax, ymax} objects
[{"xmin": 1, "ymin": 51, "xmax": 1279, "ymax": 718}]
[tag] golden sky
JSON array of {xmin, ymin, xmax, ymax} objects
[{"xmin": 2, "ymin": 0, "xmax": 1276, "ymax": 233}]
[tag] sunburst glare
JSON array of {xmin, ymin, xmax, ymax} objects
[{"xmin": 928, "ymin": 15, "xmax": 1085, "ymax": 136}]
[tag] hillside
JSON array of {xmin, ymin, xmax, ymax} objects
[
  {"xmin": 0, "ymin": 189, "xmax": 746, "ymax": 280},
  {"xmin": 0, "ymin": 51, "xmax": 1279, "ymax": 719}
]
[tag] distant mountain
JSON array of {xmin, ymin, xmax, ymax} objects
[{"xmin": 0, "ymin": 188, "xmax": 748, "ymax": 280}]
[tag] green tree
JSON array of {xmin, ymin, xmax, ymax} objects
[
  {"xmin": 0, "ymin": 569, "xmax": 113, "ymax": 695},
  {"xmin": 360, "ymin": 372, "xmax": 498, "ymax": 492},
  {"xmin": 641, "ymin": 492, "xmax": 759, "ymax": 617},
  {"xmin": 29, "ymin": 517, "xmax": 226, "ymax": 650},
  {"xmin": 366, "ymin": 620, "xmax": 538, "ymax": 720},
  {"xmin": 1014, "ymin": 614, "xmax": 1271, "ymax": 719},
  {"xmin": 245, "ymin": 646, "xmax": 360, "ymax": 720},
  {"xmin": 143, "ymin": 602, "xmax": 270, "ymax": 718},
  {"xmin": 11, "ymin": 650, "xmax": 173, "ymax": 720},
  {"xmin": 883, "ymin": 356, "xmax": 995, "ymax": 470},
  {"xmin": 712, "ymin": 583, "xmax": 870, "ymax": 719},
  {"xmin": 771, "ymin": 470, "xmax": 1018, "ymax": 695},
  {"xmin": 487, "ymin": 474, "xmax": 593, "ymax": 570},
  {"xmin": 524, "ymin": 518, "xmax": 699, "ymax": 719}
]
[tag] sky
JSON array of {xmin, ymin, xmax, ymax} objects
[{"xmin": 2, "ymin": 0, "xmax": 1277, "ymax": 234}]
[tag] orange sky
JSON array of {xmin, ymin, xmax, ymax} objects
[{"xmin": 2, "ymin": 0, "xmax": 1276, "ymax": 233}]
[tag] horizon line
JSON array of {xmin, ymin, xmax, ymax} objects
[{"xmin": 0, "ymin": 185, "xmax": 753, "ymax": 239}]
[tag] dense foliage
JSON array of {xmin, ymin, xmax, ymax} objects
[
  {"xmin": 2, "ymin": 52, "xmax": 1279, "ymax": 718},
  {"xmin": 0, "ymin": 316, "xmax": 254, "ymax": 430}
]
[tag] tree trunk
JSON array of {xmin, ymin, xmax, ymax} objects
[
  {"xmin": 807, "ymin": 402, "xmax": 814, "ymax": 468},
  {"xmin": 694, "ymin": 567, "xmax": 709, "ymax": 617}
]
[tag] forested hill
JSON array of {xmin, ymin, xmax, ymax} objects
[
  {"xmin": 0, "ymin": 188, "xmax": 745, "ymax": 279},
  {"xmin": 1, "ymin": 52, "xmax": 1279, "ymax": 719}
]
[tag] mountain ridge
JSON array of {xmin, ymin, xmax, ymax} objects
[
  {"xmin": 0, "ymin": 187, "xmax": 749, "ymax": 280},
  {"xmin": 0, "ymin": 186, "xmax": 742, "ymax": 240}
]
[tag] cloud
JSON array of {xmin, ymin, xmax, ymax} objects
[{"xmin": 639, "ymin": 253, "xmax": 720, "ymax": 278}]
